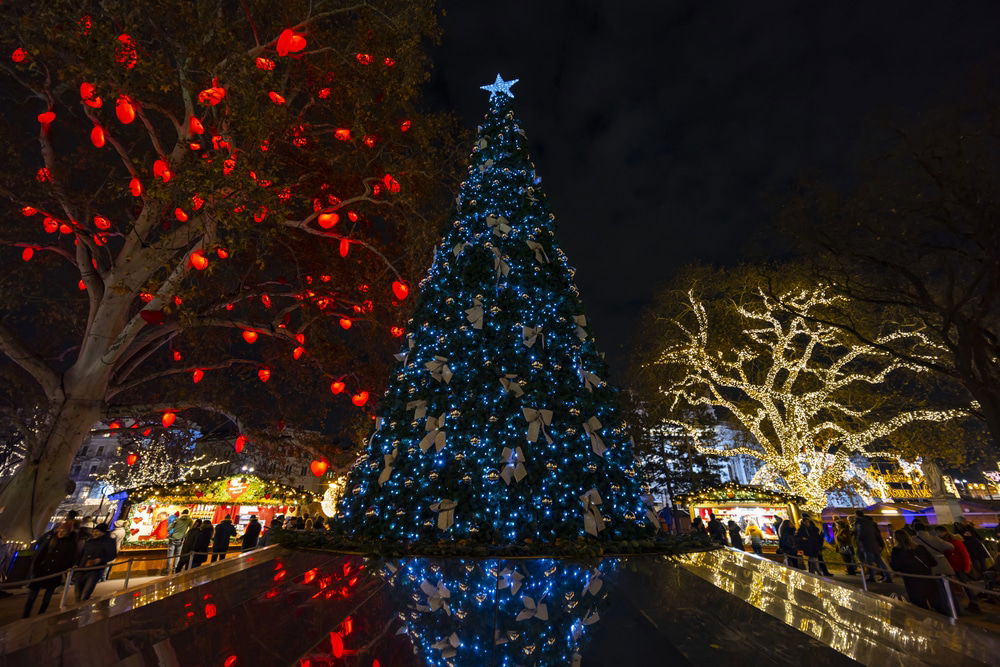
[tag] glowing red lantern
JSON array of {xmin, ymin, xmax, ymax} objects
[
  {"xmin": 309, "ymin": 460, "xmax": 328, "ymax": 477},
  {"xmin": 339, "ymin": 239, "xmax": 350, "ymax": 257},
  {"xmin": 115, "ymin": 34, "xmax": 138, "ymax": 69},
  {"xmin": 80, "ymin": 82, "xmax": 102, "ymax": 108},
  {"xmin": 383, "ymin": 57, "xmax": 396, "ymax": 67},
  {"xmin": 234, "ymin": 435, "xmax": 248, "ymax": 453},
  {"xmin": 36, "ymin": 167, "xmax": 51, "ymax": 182},
  {"xmin": 78, "ymin": 280, "xmax": 87, "ymax": 291},
  {"xmin": 116, "ymin": 95, "xmax": 135, "ymax": 124},
  {"xmin": 189, "ymin": 117, "xmax": 204, "ymax": 135},
  {"xmin": 317, "ymin": 212, "xmax": 338, "ymax": 229},
  {"xmin": 198, "ymin": 80, "xmax": 226, "ymax": 106},
  {"xmin": 90, "ymin": 125, "xmax": 106, "ymax": 148},
  {"xmin": 329, "ymin": 380, "xmax": 345, "ymax": 395},
  {"xmin": 21, "ymin": 247, "xmax": 34, "ymax": 261},
  {"xmin": 255, "ymin": 57, "xmax": 275, "ymax": 70},
  {"xmin": 338, "ymin": 318, "xmax": 352, "ymax": 330},
  {"xmin": 391, "ymin": 280, "xmax": 409, "ymax": 300},
  {"xmin": 174, "ymin": 208, "xmax": 189, "ymax": 222},
  {"xmin": 333, "ymin": 128, "xmax": 351, "ymax": 141},
  {"xmin": 162, "ymin": 412, "xmax": 176, "ymax": 428},
  {"xmin": 241, "ymin": 330, "xmax": 258, "ymax": 344},
  {"xmin": 37, "ymin": 111, "xmax": 55, "ymax": 125},
  {"xmin": 42, "ymin": 218, "xmax": 58, "ymax": 233},
  {"xmin": 93, "ymin": 215, "xmax": 111, "ymax": 230},
  {"xmin": 129, "ymin": 177, "xmax": 143, "ymax": 197},
  {"xmin": 382, "ymin": 173, "xmax": 400, "ymax": 194},
  {"xmin": 257, "ymin": 368, "xmax": 271, "ymax": 383},
  {"xmin": 292, "ymin": 346, "xmax": 305, "ymax": 360},
  {"xmin": 347, "ymin": 211, "xmax": 359, "ymax": 222},
  {"xmin": 400, "ymin": 119, "xmax": 412, "ymax": 132},
  {"xmin": 126, "ymin": 453, "xmax": 139, "ymax": 466},
  {"xmin": 362, "ymin": 134, "xmax": 377, "ymax": 148},
  {"xmin": 188, "ymin": 249, "xmax": 208, "ymax": 271},
  {"xmin": 11, "ymin": 48, "xmax": 28, "ymax": 63},
  {"xmin": 172, "ymin": 350, "xmax": 182, "ymax": 361},
  {"xmin": 317, "ymin": 88, "xmax": 331, "ymax": 99},
  {"xmin": 295, "ymin": 333, "xmax": 306, "ymax": 344},
  {"xmin": 390, "ymin": 326, "xmax": 404, "ymax": 337},
  {"xmin": 330, "ymin": 632, "xmax": 344, "ymax": 658},
  {"xmin": 142, "ymin": 427, "xmax": 152, "ymax": 436},
  {"xmin": 192, "ymin": 369, "xmax": 204, "ymax": 383},
  {"xmin": 276, "ymin": 29, "xmax": 307, "ymax": 57},
  {"xmin": 20, "ymin": 206, "xmax": 37, "ymax": 216},
  {"xmin": 351, "ymin": 391, "xmax": 369, "ymax": 407},
  {"xmin": 153, "ymin": 159, "xmax": 171, "ymax": 183},
  {"xmin": 267, "ymin": 91, "xmax": 285, "ymax": 105},
  {"xmin": 355, "ymin": 53, "xmax": 373, "ymax": 65}
]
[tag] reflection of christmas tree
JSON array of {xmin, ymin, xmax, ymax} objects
[
  {"xmin": 339, "ymin": 75, "xmax": 653, "ymax": 544},
  {"xmin": 384, "ymin": 557, "xmax": 614, "ymax": 666}
]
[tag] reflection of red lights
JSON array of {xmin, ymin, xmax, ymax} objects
[
  {"xmin": 303, "ymin": 568, "xmax": 318, "ymax": 584},
  {"xmin": 264, "ymin": 588, "xmax": 280, "ymax": 599},
  {"xmin": 330, "ymin": 632, "xmax": 344, "ymax": 658},
  {"xmin": 273, "ymin": 569, "xmax": 286, "ymax": 582},
  {"xmin": 341, "ymin": 617, "xmax": 353, "ymax": 636},
  {"xmin": 373, "ymin": 661, "xmax": 380, "ymax": 667},
  {"xmin": 224, "ymin": 656, "xmax": 237, "ymax": 667},
  {"xmin": 204, "ymin": 603, "xmax": 217, "ymax": 619}
]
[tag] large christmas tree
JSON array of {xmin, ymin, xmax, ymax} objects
[{"xmin": 339, "ymin": 75, "xmax": 654, "ymax": 545}]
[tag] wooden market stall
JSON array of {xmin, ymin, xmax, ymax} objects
[
  {"xmin": 120, "ymin": 474, "xmax": 317, "ymax": 552},
  {"xmin": 675, "ymin": 483, "xmax": 804, "ymax": 544}
]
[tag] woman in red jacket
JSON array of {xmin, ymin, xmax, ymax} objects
[{"xmin": 936, "ymin": 526, "xmax": 981, "ymax": 613}]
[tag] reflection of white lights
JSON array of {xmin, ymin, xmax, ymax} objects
[
  {"xmin": 241, "ymin": 465, "xmax": 255, "ymax": 472},
  {"xmin": 880, "ymin": 509, "xmax": 899, "ymax": 515}
]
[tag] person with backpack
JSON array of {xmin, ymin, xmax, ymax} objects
[
  {"xmin": 211, "ymin": 515, "xmax": 237, "ymax": 562},
  {"xmin": 854, "ymin": 510, "xmax": 891, "ymax": 582},
  {"xmin": 166, "ymin": 509, "xmax": 193, "ymax": 572}
]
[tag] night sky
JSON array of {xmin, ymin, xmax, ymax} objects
[{"xmin": 427, "ymin": 1, "xmax": 1000, "ymax": 377}]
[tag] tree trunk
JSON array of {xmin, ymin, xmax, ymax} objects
[{"xmin": 0, "ymin": 396, "xmax": 102, "ymax": 542}]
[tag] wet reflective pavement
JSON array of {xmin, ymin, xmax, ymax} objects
[{"xmin": 6, "ymin": 546, "xmax": 993, "ymax": 666}]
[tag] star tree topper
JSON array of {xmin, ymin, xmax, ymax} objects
[{"xmin": 480, "ymin": 73, "xmax": 519, "ymax": 99}]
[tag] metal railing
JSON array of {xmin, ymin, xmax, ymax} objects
[
  {"xmin": 0, "ymin": 547, "xmax": 251, "ymax": 610},
  {"xmin": 767, "ymin": 548, "xmax": 999, "ymax": 622}
]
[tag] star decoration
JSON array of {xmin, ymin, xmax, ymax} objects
[{"xmin": 480, "ymin": 74, "xmax": 519, "ymax": 99}]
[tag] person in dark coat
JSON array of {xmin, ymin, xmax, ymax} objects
[
  {"xmin": 211, "ymin": 515, "xmax": 237, "ymax": 562},
  {"xmin": 241, "ymin": 516, "xmax": 262, "ymax": 551},
  {"xmin": 23, "ymin": 523, "xmax": 77, "ymax": 617},
  {"xmin": 890, "ymin": 529, "xmax": 948, "ymax": 615},
  {"xmin": 779, "ymin": 519, "xmax": 800, "ymax": 568},
  {"xmin": 690, "ymin": 516, "xmax": 706, "ymax": 536},
  {"xmin": 854, "ymin": 510, "xmax": 892, "ymax": 582},
  {"xmin": 175, "ymin": 519, "xmax": 202, "ymax": 573},
  {"xmin": 796, "ymin": 517, "xmax": 821, "ymax": 574},
  {"xmin": 956, "ymin": 521, "xmax": 990, "ymax": 575},
  {"xmin": 707, "ymin": 514, "xmax": 728, "ymax": 545},
  {"xmin": 727, "ymin": 520, "xmax": 744, "ymax": 550},
  {"xmin": 74, "ymin": 523, "xmax": 117, "ymax": 602},
  {"xmin": 191, "ymin": 521, "xmax": 213, "ymax": 567}
]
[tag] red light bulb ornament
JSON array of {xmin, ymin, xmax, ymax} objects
[
  {"xmin": 317, "ymin": 212, "xmax": 338, "ymax": 229},
  {"xmin": 257, "ymin": 368, "xmax": 271, "ymax": 383},
  {"xmin": 329, "ymin": 380, "xmax": 345, "ymax": 395},
  {"xmin": 292, "ymin": 346, "xmax": 305, "ymax": 360},
  {"xmin": 391, "ymin": 280, "xmax": 409, "ymax": 301},
  {"xmin": 234, "ymin": 435, "xmax": 248, "ymax": 453},
  {"xmin": 162, "ymin": 411, "xmax": 176, "ymax": 428},
  {"xmin": 37, "ymin": 111, "xmax": 55, "ymax": 125},
  {"xmin": 116, "ymin": 95, "xmax": 135, "ymax": 124},
  {"xmin": 241, "ymin": 330, "xmax": 258, "ymax": 344},
  {"xmin": 189, "ymin": 250, "xmax": 209, "ymax": 270},
  {"xmin": 192, "ymin": 369, "xmax": 204, "ymax": 383},
  {"xmin": 21, "ymin": 247, "xmax": 34, "ymax": 262},
  {"xmin": 309, "ymin": 459, "xmax": 328, "ymax": 477},
  {"xmin": 338, "ymin": 318, "xmax": 352, "ymax": 330},
  {"xmin": 129, "ymin": 177, "xmax": 143, "ymax": 197},
  {"xmin": 276, "ymin": 29, "xmax": 307, "ymax": 57},
  {"xmin": 351, "ymin": 391, "xmax": 369, "ymax": 407},
  {"xmin": 126, "ymin": 453, "xmax": 139, "ymax": 466}
]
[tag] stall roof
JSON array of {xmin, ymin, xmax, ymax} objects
[
  {"xmin": 674, "ymin": 483, "xmax": 805, "ymax": 507},
  {"xmin": 126, "ymin": 474, "xmax": 317, "ymax": 506}
]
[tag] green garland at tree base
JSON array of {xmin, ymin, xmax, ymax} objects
[{"xmin": 273, "ymin": 528, "xmax": 718, "ymax": 560}]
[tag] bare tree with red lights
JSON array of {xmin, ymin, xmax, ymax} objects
[{"xmin": 0, "ymin": 0, "xmax": 457, "ymax": 539}]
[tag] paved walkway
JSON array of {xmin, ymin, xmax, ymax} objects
[{"xmin": 0, "ymin": 576, "xmax": 163, "ymax": 627}]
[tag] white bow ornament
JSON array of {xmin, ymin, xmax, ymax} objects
[
  {"xmin": 486, "ymin": 214, "xmax": 511, "ymax": 237},
  {"xmin": 425, "ymin": 356, "xmax": 453, "ymax": 383},
  {"xmin": 378, "ymin": 448, "xmax": 398, "ymax": 486},
  {"xmin": 582, "ymin": 416, "xmax": 607, "ymax": 456},
  {"xmin": 500, "ymin": 374, "xmax": 525, "ymax": 397},
  {"xmin": 573, "ymin": 314, "xmax": 588, "ymax": 341},
  {"xmin": 580, "ymin": 488, "xmax": 606, "ymax": 537},
  {"xmin": 419, "ymin": 579, "xmax": 452, "ymax": 615},
  {"xmin": 419, "ymin": 414, "xmax": 447, "ymax": 453},
  {"xmin": 406, "ymin": 399, "xmax": 428, "ymax": 420},
  {"xmin": 522, "ymin": 407, "xmax": 554, "ymax": 444},
  {"xmin": 430, "ymin": 499, "xmax": 457, "ymax": 530},
  {"xmin": 526, "ymin": 239, "xmax": 549, "ymax": 264},
  {"xmin": 499, "ymin": 446, "xmax": 528, "ymax": 485},
  {"xmin": 522, "ymin": 325, "xmax": 544, "ymax": 349},
  {"xmin": 431, "ymin": 633, "xmax": 460, "ymax": 659},
  {"xmin": 497, "ymin": 567, "xmax": 525, "ymax": 595},
  {"xmin": 465, "ymin": 298, "xmax": 484, "ymax": 329},
  {"xmin": 516, "ymin": 596, "xmax": 549, "ymax": 621},
  {"xmin": 490, "ymin": 247, "xmax": 510, "ymax": 277}
]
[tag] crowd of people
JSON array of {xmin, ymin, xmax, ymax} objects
[{"xmin": 686, "ymin": 509, "xmax": 998, "ymax": 617}]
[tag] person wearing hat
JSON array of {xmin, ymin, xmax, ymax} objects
[{"xmin": 75, "ymin": 522, "xmax": 117, "ymax": 602}]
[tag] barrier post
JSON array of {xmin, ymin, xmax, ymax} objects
[
  {"xmin": 122, "ymin": 559, "xmax": 134, "ymax": 590},
  {"xmin": 858, "ymin": 562, "xmax": 868, "ymax": 592},
  {"xmin": 942, "ymin": 575, "xmax": 958, "ymax": 621},
  {"xmin": 59, "ymin": 567, "xmax": 74, "ymax": 609}
]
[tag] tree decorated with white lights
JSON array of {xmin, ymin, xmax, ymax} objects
[
  {"xmin": 339, "ymin": 76, "xmax": 654, "ymax": 544},
  {"xmin": 649, "ymin": 275, "xmax": 965, "ymax": 512}
]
